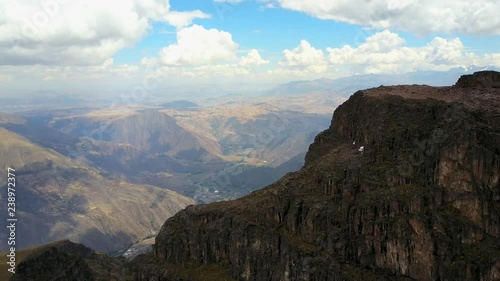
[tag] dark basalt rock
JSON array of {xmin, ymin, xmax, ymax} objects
[{"xmin": 455, "ymin": 70, "xmax": 500, "ymax": 88}]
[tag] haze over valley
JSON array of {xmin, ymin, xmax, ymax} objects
[{"xmin": 0, "ymin": 0, "xmax": 499, "ymax": 280}]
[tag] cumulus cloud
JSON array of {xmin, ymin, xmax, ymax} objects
[
  {"xmin": 149, "ymin": 29, "xmax": 500, "ymax": 84},
  {"xmin": 152, "ymin": 25, "xmax": 238, "ymax": 66},
  {"xmin": 164, "ymin": 11, "xmax": 211, "ymax": 30},
  {"xmin": 280, "ymin": 40, "xmax": 327, "ymax": 73},
  {"xmin": 424, "ymin": 37, "xmax": 464, "ymax": 65},
  {"xmin": 0, "ymin": 0, "xmax": 210, "ymax": 66},
  {"xmin": 326, "ymin": 30, "xmax": 500, "ymax": 73},
  {"xmin": 140, "ymin": 28, "xmax": 268, "ymax": 79},
  {"xmin": 239, "ymin": 49, "xmax": 269, "ymax": 68},
  {"xmin": 275, "ymin": 0, "xmax": 500, "ymax": 35}
]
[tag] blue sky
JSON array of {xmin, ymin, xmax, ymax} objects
[
  {"xmin": 114, "ymin": 0, "xmax": 500, "ymax": 65},
  {"xmin": 0, "ymin": 0, "xmax": 499, "ymax": 91},
  {"xmin": 114, "ymin": 2, "xmax": 363, "ymax": 64}
]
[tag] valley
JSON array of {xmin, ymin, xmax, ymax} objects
[
  {"xmin": 8, "ymin": 71, "xmax": 500, "ymax": 281},
  {"xmin": 0, "ymin": 90, "xmax": 336, "ymax": 256},
  {"xmin": 1, "ymin": 0, "xmax": 498, "ymax": 279},
  {"xmin": 2, "ymin": 93, "xmax": 336, "ymax": 203},
  {"xmin": 0, "ymin": 127, "xmax": 194, "ymax": 253},
  {"xmin": 1, "ymin": 68, "xmax": 495, "ymax": 259}
]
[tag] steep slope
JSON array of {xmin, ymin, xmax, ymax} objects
[
  {"xmin": 144, "ymin": 71, "xmax": 500, "ymax": 280},
  {"xmin": 0, "ymin": 240, "xmax": 69, "ymax": 280},
  {"xmin": 227, "ymin": 152, "xmax": 306, "ymax": 195},
  {"xmin": 10, "ymin": 240, "xmax": 235, "ymax": 281},
  {"xmin": 11, "ymin": 71, "xmax": 500, "ymax": 281},
  {"xmin": 49, "ymin": 109, "xmax": 223, "ymax": 162},
  {"xmin": 0, "ymin": 127, "xmax": 72, "ymax": 169},
  {"xmin": 2, "ymin": 106, "xmax": 330, "ymax": 202},
  {"xmin": 9, "ymin": 240, "xmax": 131, "ymax": 281},
  {"xmin": 172, "ymin": 107, "xmax": 331, "ymax": 166},
  {"xmin": 0, "ymin": 128, "xmax": 195, "ymax": 253}
]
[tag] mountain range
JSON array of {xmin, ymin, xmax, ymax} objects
[
  {"xmin": 0, "ymin": 92, "xmax": 333, "ymax": 256},
  {"xmin": 8, "ymin": 71, "xmax": 500, "ymax": 281},
  {"xmin": 267, "ymin": 65, "xmax": 500, "ymax": 96}
]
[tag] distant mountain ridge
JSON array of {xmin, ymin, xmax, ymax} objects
[
  {"xmin": 161, "ymin": 100, "xmax": 200, "ymax": 110},
  {"xmin": 267, "ymin": 65, "xmax": 500, "ymax": 96},
  {"xmin": 1, "ymin": 103, "xmax": 331, "ymax": 202}
]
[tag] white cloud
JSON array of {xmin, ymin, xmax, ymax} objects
[
  {"xmin": 154, "ymin": 25, "xmax": 238, "ymax": 66},
  {"xmin": 280, "ymin": 40, "xmax": 327, "ymax": 73},
  {"xmin": 275, "ymin": 0, "xmax": 500, "ymax": 35},
  {"xmin": 239, "ymin": 49, "xmax": 269, "ymax": 67},
  {"xmin": 257, "ymin": 0, "xmax": 277, "ymax": 9},
  {"xmin": 424, "ymin": 37, "xmax": 464, "ymax": 64},
  {"xmin": 358, "ymin": 30, "xmax": 406, "ymax": 52},
  {"xmin": 140, "ymin": 29, "xmax": 268, "ymax": 79},
  {"xmin": 0, "ymin": 0, "xmax": 210, "ymax": 66},
  {"xmin": 164, "ymin": 11, "xmax": 211, "ymax": 30},
  {"xmin": 146, "ymin": 29, "xmax": 500, "ymax": 80},
  {"xmin": 326, "ymin": 30, "xmax": 500, "ymax": 73},
  {"xmin": 213, "ymin": 0, "xmax": 243, "ymax": 3}
]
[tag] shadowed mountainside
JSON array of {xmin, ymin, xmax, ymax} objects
[
  {"xmin": 48, "ymin": 109, "xmax": 222, "ymax": 162},
  {"xmin": 5, "ymin": 105, "xmax": 331, "ymax": 201},
  {"xmin": 0, "ymin": 128, "xmax": 194, "ymax": 253},
  {"xmin": 8, "ymin": 240, "xmax": 131, "ymax": 281}
]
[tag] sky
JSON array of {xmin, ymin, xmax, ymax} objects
[{"xmin": 0, "ymin": 0, "xmax": 499, "ymax": 95}]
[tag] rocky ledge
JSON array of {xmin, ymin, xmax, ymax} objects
[{"xmin": 455, "ymin": 70, "xmax": 500, "ymax": 88}]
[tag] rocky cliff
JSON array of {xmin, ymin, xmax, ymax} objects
[
  {"xmin": 10, "ymin": 72, "xmax": 500, "ymax": 281},
  {"xmin": 145, "ymin": 71, "xmax": 500, "ymax": 281}
]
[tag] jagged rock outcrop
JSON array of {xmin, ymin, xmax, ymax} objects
[
  {"xmin": 9, "ymin": 72, "xmax": 500, "ymax": 281},
  {"xmin": 144, "ymin": 72, "xmax": 500, "ymax": 281},
  {"xmin": 455, "ymin": 70, "xmax": 500, "ymax": 88}
]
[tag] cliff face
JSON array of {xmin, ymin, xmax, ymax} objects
[
  {"xmin": 146, "ymin": 72, "xmax": 500, "ymax": 281},
  {"xmin": 10, "ymin": 72, "xmax": 500, "ymax": 281}
]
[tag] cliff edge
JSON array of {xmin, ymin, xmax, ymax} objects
[
  {"xmin": 11, "ymin": 71, "xmax": 500, "ymax": 281},
  {"xmin": 148, "ymin": 71, "xmax": 500, "ymax": 281}
]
